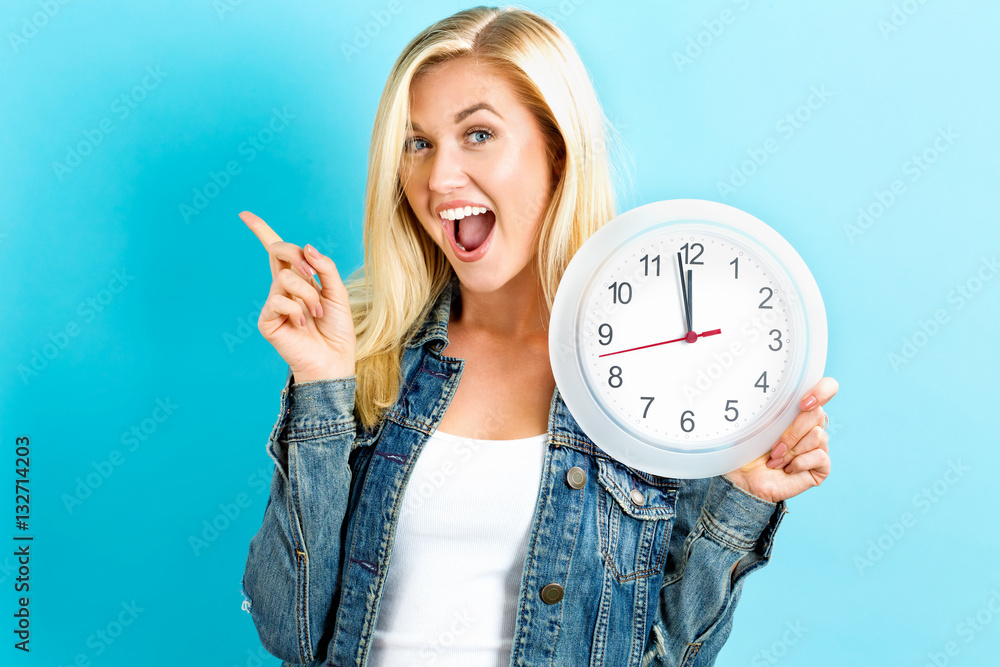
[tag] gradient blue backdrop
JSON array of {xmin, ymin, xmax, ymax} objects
[{"xmin": 3, "ymin": 1, "xmax": 998, "ymax": 665}]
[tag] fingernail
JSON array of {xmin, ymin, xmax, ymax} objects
[
  {"xmin": 315, "ymin": 302, "xmax": 324, "ymax": 318},
  {"xmin": 771, "ymin": 443, "xmax": 787, "ymax": 459},
  {"xmin": 299, "ymin": 315, "xmax": 306, "ymax": 327},
  {"xmin": 801, "ymin": 395, "xmax": 818, "ymax": 410},
  {"xmin": 307, "ymin": 244, "xmax": 319, "ymax": 259},
  {"xmin": 301, "ymin": 261, "xmax": 316, "ymax": 277},
  {"xmin": 767, "ymin": 458, "xmax": 780, "ymax": 468}
]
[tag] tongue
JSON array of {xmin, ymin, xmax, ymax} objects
[{"xmin": 457, "ymin": 210, "xmax": 495, "ymax": 251}]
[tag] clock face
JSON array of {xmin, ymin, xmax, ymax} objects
[
  {"xmin": 549, "ymin": 199, "xmax": 826, "ymax": 479},
  {"xmin": 578, "ymin": 224, "xmax": 796, "ymax": 451}
]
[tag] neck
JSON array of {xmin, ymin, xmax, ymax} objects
[{"xmin": 451, "ymin": 266, "xmax": 549, "ymax": 341}]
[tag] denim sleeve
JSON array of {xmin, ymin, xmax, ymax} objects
[
  {"xmin": 241, "ymin": 366, "xmax": 358, "ymax": 664},
  {"xmin": 656, "ymin": 474, "xmax": 789, "ymax": 665}
]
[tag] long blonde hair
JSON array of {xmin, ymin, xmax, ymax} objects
[{"xmin": 345, "ymin": 4, "xmax": 630, "ymax": 430}]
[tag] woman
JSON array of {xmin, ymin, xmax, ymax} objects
[{"xmin": 240, "ymin": 6, "xmax": 837, "ymax": 666}]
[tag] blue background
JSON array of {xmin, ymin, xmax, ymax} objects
[{"xmin": 3, "ymin": 1, "xmax": 997, "ymax": 665}]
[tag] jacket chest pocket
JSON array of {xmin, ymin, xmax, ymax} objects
[{"xmin": 596, "ymin": 457, "xmax": 678, "ymax": 583}]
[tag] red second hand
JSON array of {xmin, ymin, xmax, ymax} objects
[{"xmin": 598, "ymin": 329, "xmax": 722, "ymax": 358}]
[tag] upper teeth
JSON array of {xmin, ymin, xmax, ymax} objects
[{"xmin": 439, "ymin": 205, "xmax": 489, "ymax": 220}]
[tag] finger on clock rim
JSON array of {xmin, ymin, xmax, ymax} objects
[
  {"xmin": 771, "ymin": 407, "xmax": 827, "ymax": 458},
  {"xmin": 783, "ymin": 447, "xmax": 831, "ymax": 477},
  {"xmin": 770, "ymin": 425, "xmax": 829, "ymax": 466},
  {"xmin": 801, "ymin": 376, "xmax": 839, "ymax": 410}
]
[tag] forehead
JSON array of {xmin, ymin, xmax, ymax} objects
[{"xmin": 408, "ymin": 58, "xmax": 516, "ymax": 129}]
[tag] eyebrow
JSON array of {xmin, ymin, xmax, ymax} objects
[{"xmin": 408, "ymin": 103, "xmax": 502, "ymax": 132}]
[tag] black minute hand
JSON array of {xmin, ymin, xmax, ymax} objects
[
  {"xmin": 676, "ymin": 252, "xmax": 692, "ymax": 333},
  {"xmin": 687, "ymin": 266, "xmax": 693, "ymax": 333}
]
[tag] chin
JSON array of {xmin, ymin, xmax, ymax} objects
[{"xmin": 450, "ymin": 258, "xmax": 535, "ymax": 295}]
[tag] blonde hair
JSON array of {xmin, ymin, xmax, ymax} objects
[{"xmin": 345, "ymin": 4, "xmax": 630, "ymax": 430}]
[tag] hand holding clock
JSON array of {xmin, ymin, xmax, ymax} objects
[{"xmin": 723, "ymin": 376, "xmax": 839, "ymax": 503}]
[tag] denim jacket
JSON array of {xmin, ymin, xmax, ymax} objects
[{"xmin": 242, "ymin": 275, "xmax": 789, "ymax": 667}]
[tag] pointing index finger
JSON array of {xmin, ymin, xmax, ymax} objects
[{"xmin": 240, "ymin": 211, "xmax": 283, "ymax": 250}]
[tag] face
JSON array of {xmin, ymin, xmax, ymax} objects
[{"xmin": 401, "ymin": 57, "xmax": 557, "ymax": 295}]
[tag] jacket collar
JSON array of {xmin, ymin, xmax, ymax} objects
[{"xmin": 405, "ymin": 273, "xmax": 460, "ymax": 351}]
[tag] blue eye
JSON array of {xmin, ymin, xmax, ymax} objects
[
  {"xmin": 405, "ymin": 137, "xmax": 430, "ymax": 152},
  {"xmin": 469, "ymin": 128, "xmax": 493, "ymax": 144}
]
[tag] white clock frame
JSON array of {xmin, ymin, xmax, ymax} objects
[{"xmin": 549, "ymin": 199, "xmax": 827, "ymax": 479}]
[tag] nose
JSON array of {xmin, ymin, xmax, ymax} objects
[{"xmin": 427, "ymin": 144, "xmax": 468, "ymax": 193}]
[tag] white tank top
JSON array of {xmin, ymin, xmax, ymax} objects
[{"xmin": 368, "ymin": 428, "xmax": 548, "ymax": 666}]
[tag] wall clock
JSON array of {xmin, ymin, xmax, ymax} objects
[{"xmin": 549, "ymin": 199, "xmax": 827, "ymax": 479}]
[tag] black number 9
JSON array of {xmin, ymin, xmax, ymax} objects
[{"xmin": 598, "ymin": 323, "xmax": 613, "ymax": 346}]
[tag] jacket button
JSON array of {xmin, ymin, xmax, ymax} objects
[
  {"xmin": 540, "ymin": 583, "xmax": 564, "ymax": 604},
  {"xmin": 566, "ymin": 467, "xmax": 586, "ymax": 489},
  {"xmin": 630, "ymin": 489, "xmax": 646, "ymax": 506}
]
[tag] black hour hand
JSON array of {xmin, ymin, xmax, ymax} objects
[{"xmin": 677, "ymin": 252, "xmax": 693, "ymax": 333}]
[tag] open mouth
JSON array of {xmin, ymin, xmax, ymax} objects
[{"xmin": 439, "ymin": 205, "xmax": 496, "ymax": 254}]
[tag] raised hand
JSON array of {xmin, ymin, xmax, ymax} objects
[{"xmin": 240, "ymin": 211, "xmax": 356, "ymax": 383}]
